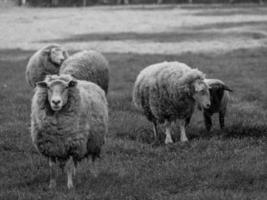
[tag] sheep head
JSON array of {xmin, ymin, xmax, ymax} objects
[
  {"xmin": 204, "ymin": 79, "xmax": 233, "ymax": 92},
  {"xmin": 36, "ymin": 75, "xmax": 77, "ymax": 111},
  {"xmin": 191, "ymin": 79, "xmax": 211, "ymax": 109},
  {"xmin": 45, "ymin": 46, "xmax": 68, "ymax": 66}
]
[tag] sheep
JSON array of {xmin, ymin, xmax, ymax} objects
[
  {"xmin": 60, "ymin": 50, "xmax": 109, "ymax": 94},
  {"xmin": 25, "ymin": 44, "xmax": 69, "ymax": 88},
  {"xmin": 201, "ymin": 79, "xmax": 233, "ymax": 131},
  {"xmin": 133, "ymin": 61, "xmax": 211, "ymax": 145},
  {"xmin": 31, "ymin": 74, "xmax": 108, "ymax": 189}
]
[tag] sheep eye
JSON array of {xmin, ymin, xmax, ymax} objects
[{"xmin": 200, "ymin": 90, "xmax": 206, "ymax": 95}]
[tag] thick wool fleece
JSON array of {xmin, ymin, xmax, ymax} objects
[
  {"xmin": 31, "ymin": 77, "xmax": 108, "ymax": 163},
  {"xmin": 133, "ymin": 61, "xmax": 205, "ymax": 123},
  {"xmin": 60, "ymin": 50, "xmax": 109, "ymax": 94},
  {"xmin": 25, "ymin": 44, "xmax": 68, "ymax": 88}
]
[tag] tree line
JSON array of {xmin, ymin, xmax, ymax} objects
[{"xmin": 14, "ymin": 0, "xmax": 265, "ymax": 6}]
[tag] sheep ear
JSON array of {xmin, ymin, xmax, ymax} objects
[
  {"xmin": 63, "ymin": 50, "xmax": 69, "ymax": 58},
  {"xmin": 36, "ymin": 81, "xmax": 47, "ymax": 88},
  {"xmin": 223, "ymin": 85, "xmax": 233, "ymax": 92},
  {"xmin": 44, "ymin": 48, "xmax": 50, "ymax": 52},
  {"xmin": 184, "ymin": 85, "xmax": 192, "ymax": 95},
  {"xmin": 193, "ymin": 81, "xmax": 203, "ymax": 92},
  {"xmin": 68, "ymin": 80, "xmax": 77, "ymax": 88},
  {"xmin": 43, "ymin": 48, "xmax": 51, "ymax": 55},
  {"xmin": 197, "ymin": 103, "xmax": 202, "ymax": 111}
]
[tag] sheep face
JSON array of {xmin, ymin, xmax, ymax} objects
[
  {"xmin": 37, "ymin": 77, "xmax": 77, "ymax": 111},
  {"xmin": 49, "ymin": 47, "xmax": 68, "ymax": 66},
  {"xmin": 192, "ymin": 79, "xmax": 211, "ymax": 109}
]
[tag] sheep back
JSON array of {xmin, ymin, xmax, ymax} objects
[
  {"xmin": 60, "ymin": 50, "xmax": 109, "ymax": 94},
  {"xmin": 25, "ymin": 44, "xmax": 68, "ymax": 88},
  {"xmin": 31, "ymin": 79, "xmax": 108, "ymax": 162},
  {"xmin": 133, "ymin": 61, "xmax": 205, "ymax": 123}
]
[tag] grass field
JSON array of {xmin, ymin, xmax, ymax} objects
[{"xmin": 0, "ymin": 5, "xmax": 266, "ymax": 200}]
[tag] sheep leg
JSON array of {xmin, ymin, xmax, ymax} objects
[
  {"xmin": 164, "ymin": 121, "xmax": 173, "ymax": 144},
  {"xmin": 90, "ymin": 159, "xmax": 99, "ymax": 177},
  {"xmin": 152, "ymin": 121, "xmax": 160, "ymax": 144},
  {"xmin": 73, "ymin": 165, "xmax": 77, "ymax": 176},
  {"xmin": 204, "ymin": 112, "xmax": 212, "ymax": 132},
  {"xmin": 49, "ymin": 158, "xmax": 57, "ymax": 189},
  {"xmin": 185, "ymin": 116, "xmax": 191, "ymax": 127},
  {"xmin": 59, "ymin": 161, "xmax": 65, "ymax": 174},
  {"xmin": 179, "ymin": 120, "xmax": 188, "ymax": 142},
  {"xmin": 219, "ymin": 111, "xmax": 225, "ymax": 129},
  {"xmin": 66, "ymin": 157, "xmax": 75, "ymax": 189}
]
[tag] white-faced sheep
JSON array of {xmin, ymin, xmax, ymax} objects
[
  {"xmin": 133, "ymin": 61, "xmax": 211, "ymax": 144},
  {"xmin": 25, "ymin": 44, "xmax": 69, "ymax": 88},
  {"xmin": 60, "ymin": 50, "xmax": 109, "ymax": 94},
  {"xmin": 31, "ymin": 74, "xmax": 108, "ymax": 189},
  {"xmin": 201, "ymin": 79, "xmax": 233, "ymax": 131}
]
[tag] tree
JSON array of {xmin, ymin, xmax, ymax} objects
[
  {"xmin": 83, "ymin": 0, "xmax": 87, "ymax": 6},
  {"xmin": 117, "ymin": 0, "xmax": 129, "ymax": 4},
  {"xmin": 18, "ymin": 0, "xmax": 27, "ymax": 6},
  {"xmin": 51, "ymin": 0, "xmax": 59, "ymax": 6}
]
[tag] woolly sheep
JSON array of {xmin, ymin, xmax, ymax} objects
[
  {"xmin": 133, "ymin": 61, "xmax": 211, "ymax": 145},
  {"xmin": 25, "ymin": 44, "xmax": 68, "ymax": 88},
  {"xmin": 31, "ymin": 74, "xmax": 108, "ymax": 189},
  {"xmin": 202, "ymin": 79, "xmax": 233, "ymax": 131},
  {"xmin": 60, "ymin": 50, "xmax": 109, "ymax": 94}
]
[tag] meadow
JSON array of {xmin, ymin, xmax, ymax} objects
[{"xmin": 0, "ymin": 4, "xmax": 266, "ymax": 200}]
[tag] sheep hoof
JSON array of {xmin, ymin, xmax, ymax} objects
[
  {"xmin": 180, "ymin": 137, "xmax": 188, "ymax": 142},
  {"xmin": 49, "ymin": 179, "xmax": 56, "ymax": 189},
  {"xmin": 165, "ymin": 138, "xmax": 173, "ymax": 144},
  {"xmin": 67, "ymin": 182, "xmax": 74, "ymax": 189},
  {"xmin": 151, "ymin": 139, "xmax": 161, "ymax": 147}
]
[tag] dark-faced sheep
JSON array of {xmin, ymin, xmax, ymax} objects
[
  {"xmin": 133, "ymin": 61, "xmax": 211, "ymax": 144},
  {"xmin": 60, "ymin": 50, "xmax": 109, "ymax": 94},
  {"xmin": 31, "ymin": 74, "xmax": 108, "ymax": 189},
  {"xmin": 202, "ymin": 79, "xmax": 233, "ymax": 131},
  {"xmin": 25, "ymin": 44, "xmax": 68, "ymax": 88}
]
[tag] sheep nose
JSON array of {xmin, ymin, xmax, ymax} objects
[
  {"xmin": 52, "ymin": 100, "xmax": 61, "ymax": 106},
  {"xmin": 206, "ymin": 103, "xmax": 211, "ymax": 108}
]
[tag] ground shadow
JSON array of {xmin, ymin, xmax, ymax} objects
[
  {"xmin": 40, "ymin": 27, "xmax": 267, "ymax": 44},
  {"xmin": 190, "ymin": 20, "xmax": 267, "ymax": 31},
  {"xmin": 194, "ymin": 8, "xmax": 267, "ymax": 17},
  {"xmin": 127, "ymin": 122, "xmax": 267, "ymax": 146},
  {"xmin": 105, "ymin": 4, "xmax": 181, "ymax": 11},
  {"xmin": 0, "ymin": 48, "xmax": 33, "ymax": 61},
  {"xmin": 186, "ymin": 123, "xmax": 267, "ymax": 141},
  {"xmin": 222, "ymin": 123, "xmax": 267, "ymax": 138},
  {"xmin": 181, "ymin": 3, "xmax": 267, "ymax": 10}
]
